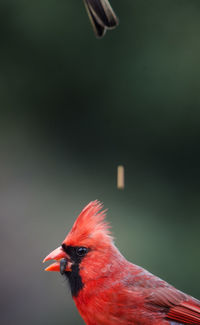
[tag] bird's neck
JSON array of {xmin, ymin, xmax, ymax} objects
[{"xmin": 72, "ymin": 244, "xmax": 128, "ymax": 324}]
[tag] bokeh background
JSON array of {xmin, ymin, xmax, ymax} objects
[{"xmin": 1, "ymin": 0, "xmax": 200, "ymax": 324}]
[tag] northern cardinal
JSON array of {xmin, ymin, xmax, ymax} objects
[
  {"xmin": 43, "ymin": 200, "xmax": 200, "ymax": 324},
  {"xmin": 83, "ymin": 0, "xmax": 118, "ymax": 37}
]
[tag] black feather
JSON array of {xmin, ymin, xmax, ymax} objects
[
  {"xmin": 61, "ymin": 244, "xmax": 89, "ymax": 297},
  {"xmin": 64, "ymin": 265, "xmax": 84, "ymax": 297}
]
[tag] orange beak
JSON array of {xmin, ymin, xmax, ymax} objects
[{"xmin": 43, "ymin": 246, "xmax": 72, "ymax": 272}]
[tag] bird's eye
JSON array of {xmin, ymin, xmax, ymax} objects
[{"xmin": 76, "ymin": 247, "xmax": 88, "ymax": 257}]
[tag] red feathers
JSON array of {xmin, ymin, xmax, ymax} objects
[
  {"xmin": 63, "ymin": 200, "xmax": 113, "ymax": 248},
  {"xmin": 44, "ymin": 201, "xmax": 200, "ymax": 325},
  {"xmin": 167, "ymin": 300, "xmax": 200, "ymax": 324}
]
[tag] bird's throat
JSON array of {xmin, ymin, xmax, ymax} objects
[{"xmin": 64, "ymin": 264, "xmax": 84, "ymax": 297}]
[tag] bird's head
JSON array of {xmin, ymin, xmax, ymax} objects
[{"xmin": 43, "ymin": 200, "xmax": 120, "ymax": 296}]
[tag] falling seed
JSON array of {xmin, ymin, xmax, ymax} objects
[{"xmin": 117, "ymin": 165, "xmax": 125, "ymax": 189}]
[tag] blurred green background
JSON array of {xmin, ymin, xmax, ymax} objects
[{"xmin": 1, "ymin": 0, "xmax": 200, "ymax": 324}]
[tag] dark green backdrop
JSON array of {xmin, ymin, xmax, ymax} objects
[{"xmin": 1, "ymin": 1, "xmax": 200, "ymax": 324}]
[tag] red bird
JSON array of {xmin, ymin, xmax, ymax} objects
[{"xmin": 43, "ymin": 200, "xmax": 200, "ymax": 324}]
